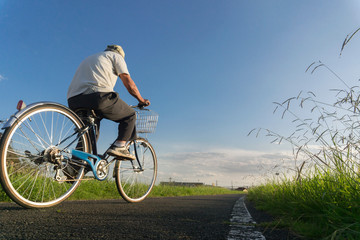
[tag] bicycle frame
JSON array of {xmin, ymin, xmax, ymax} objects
[{"xmin": 66, "ymin": 112, "xmax": 143, "ymax": 181}]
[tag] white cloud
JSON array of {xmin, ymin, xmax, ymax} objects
[
  {"xmin": 157, "ymin": 147, "xmax": 298, "ymax": 187},
  {"xmin": 0, "ymin": 74, "xmax": 5, "ymax": 82}
]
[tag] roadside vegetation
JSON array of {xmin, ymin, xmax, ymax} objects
[
  {"xmin": 0, "ymin": 181, "xmax": 240, "ymax": 202},
  {"xmin": 248, "ymin": 28, "xmax": 360, "ymax": 240},
  {"xmin": 69, "ymin": 181, "xmax": 239, "ymax": 201}
]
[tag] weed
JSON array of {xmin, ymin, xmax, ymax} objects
[{"xmin": 248, "ymin": 28, "xmax": 360, "ymax": 240}]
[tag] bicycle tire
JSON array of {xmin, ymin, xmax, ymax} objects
[
  {"xmin": 115, "ymin": 138, "xmax": 157, "ymax": 203},
  {"xmin": 0, "ymin": 103, "xmax": 90, "ymax": 208}
]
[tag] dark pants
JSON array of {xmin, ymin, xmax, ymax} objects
[{"xmin": 68, "ymin": 92, "xmax": 137, "ymax": 142}]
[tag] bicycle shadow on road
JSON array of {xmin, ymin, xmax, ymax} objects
[{"xmin": 0, "ymin": 202, "xmax": 26, "ymax": 211}]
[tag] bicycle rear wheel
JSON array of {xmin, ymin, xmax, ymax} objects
[
  {"xmin": 0, "ymin": 103, "xmax": 90, "ymax": 208},
  {"xmin": 115, "ymin": 138, "xmax": 157, "ymax": 203}
]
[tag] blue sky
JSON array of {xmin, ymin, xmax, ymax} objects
[{"xmin": 1, "ymin": 0, "xmax": 360, "ymax": 187}]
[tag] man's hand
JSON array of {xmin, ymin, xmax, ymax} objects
[{"xmin": 138, "ymin": 99, "xmax": 150, "ymax": 108}]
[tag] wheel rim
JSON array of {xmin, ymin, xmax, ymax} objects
[
  {"xmin": 1, "ymin": 106, "xmax": 88, "ymax": 207},
  {"xmin": 118, "ymin": 139, "xmax": 157, "ymax": 202}
]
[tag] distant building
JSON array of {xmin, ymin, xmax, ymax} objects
[
  {"xmin": 235, "ymin": 187, "xmax": 247, "ymax": 191},
  {"xmin": 160, "ymin": 181, "xmax": 204, "ymax": 187}
]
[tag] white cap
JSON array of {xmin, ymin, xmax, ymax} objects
[{"xmin": 105, "ymin": 45, "xmax": 125, "ymax": 58}]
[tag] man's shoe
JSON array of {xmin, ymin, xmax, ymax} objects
[{"xmin": 107, "ymin": 145, "xmax": 136, "ymax": 160}]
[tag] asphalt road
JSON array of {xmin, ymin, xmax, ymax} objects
[{"xmin": 0, "ymin": 194, "xmax": 244, "ymax": 240}]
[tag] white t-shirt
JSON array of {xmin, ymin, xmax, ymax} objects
[{"xmin": 67, "ymin": 51, "xmax": 130, "ymax": 99}]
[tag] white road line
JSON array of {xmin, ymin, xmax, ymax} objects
[{"xmin": 227, "ymin": 196, "xmax": 266, "ymax": 240}]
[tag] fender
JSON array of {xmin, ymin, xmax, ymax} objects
[
  {"xmin": 2, "ymin": 101, "xmax": 77, "ymax": 129},
  {"xmin": 1, "ymin": 101, "xmax": 93, "ymax": 157}
]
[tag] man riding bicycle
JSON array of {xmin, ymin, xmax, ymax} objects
[{"xmin": 67, "ymin": 44, "xmax": 150, "ymax": 160}]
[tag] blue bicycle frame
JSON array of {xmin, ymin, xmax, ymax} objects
[{"xmin": 67, "ymin": 112, "xmax": 141, "ymax": 181}]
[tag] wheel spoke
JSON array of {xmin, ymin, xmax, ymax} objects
[
  {"xmin": 0, "ymin": 104, "xmax": 89, "ymax": 208},
  {"xmin": 116, "ymin": 138, "xmax": 157, "ymax": 202},
  {"xmin": 23, "ymin": 117, "xmax": 50, "ymax": 149}
]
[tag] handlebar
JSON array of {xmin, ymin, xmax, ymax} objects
[
  {"xmin": 131, "ymin": 104, "xmax": 147, "ymax": 110},
  {"xmin": 132, "ymin": 100, "xmax": 150, "ymax": 109},
  {"xmin": 137, "ymin": 102, "xmax": 149, "ymax": 109}
]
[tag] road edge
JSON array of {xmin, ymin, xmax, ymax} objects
[{"xmin": 227, "ymin": 195, "xmax": 266, "ymax": 240}]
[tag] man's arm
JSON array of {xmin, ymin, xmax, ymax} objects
[{"xmin": 119, "ymin": 73, "xmax": 150, "ymax": 106}]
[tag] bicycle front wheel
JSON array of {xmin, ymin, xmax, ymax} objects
[
  {"xmin": 115, "ymin": 138, "xmax": 157, "ymax": 203},
  {"xmin": 0, "ymin": 103, "xmax": 90, "ymax": 208}
]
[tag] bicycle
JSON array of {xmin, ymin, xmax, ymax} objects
[{"xmin": 0, "ymin": 100, "xmax": 158, "ymax": 208}]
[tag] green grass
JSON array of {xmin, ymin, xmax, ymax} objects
[
  {"xmin": 69, "ymin": 180, "xmax": 239, "ymax": 200},
  {"xmin": 0, "ymin": 184, "xmax": 11, "ymax": 202},
  {"xmin": 248, "ymin": 100, "xmax": 360, "ymax": 240},
  {"xmin": 247, "ymin": 47, "xmax": 360, "ymax": 239},
  {"xmin": 68, "ymin": 179, "xmax": 123, "ymax": 200},
  {"xmin": 150, "ymin": 184, "xmax": 239, "ymax": 197},
  {"xmin": 248, "ymin": 171, "xmax": 360, "ymax": 239},
  {"xmin": 0, "ymin": 180, "xmax": 240, "ymax": 202}
]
